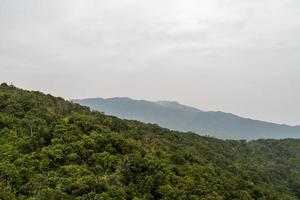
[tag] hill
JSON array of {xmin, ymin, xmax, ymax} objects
[
  {"xmin": 73, "ymin": 97, "xmax": 300, "ymax": 140},
  {"xmin": 1, "ymin": 83, "xmax": 300, "ymax": 199}
]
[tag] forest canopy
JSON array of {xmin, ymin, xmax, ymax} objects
[{"xmin": 0, "ymin": 83, "xmax": 300, "ymax": 200}]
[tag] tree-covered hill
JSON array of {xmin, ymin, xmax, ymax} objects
[{"xmin": 0, "ymin": 83, "xmax": 300, "ymax": 199}]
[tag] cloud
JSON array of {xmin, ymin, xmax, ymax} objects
[{"xmin": 0, "ymin": 0, "xmax": 299, "ymax": 124}]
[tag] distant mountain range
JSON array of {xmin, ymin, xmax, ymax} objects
[{"xmin": 72, "ymin": 97, "xmax": 300, "ymax": 140}]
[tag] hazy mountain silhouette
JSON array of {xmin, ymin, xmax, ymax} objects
[{"xmin": 73, "ymin": 97, "xmax": 300, "ymax": 140}]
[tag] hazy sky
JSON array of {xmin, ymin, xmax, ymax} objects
[{"xmin": 1, "ymin": 0, "xmax": 300, "ymax": 125}]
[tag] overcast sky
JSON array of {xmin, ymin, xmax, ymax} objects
[{"xmin": 0, "ymin": 0, "xmax": 299, "ymax": 125}]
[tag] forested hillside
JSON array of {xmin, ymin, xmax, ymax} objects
[
  {"xmin": 1, "ymin": 83, "xmax": 300, "ymax": 199},
  {"xmin": 73, "ymin": 97, "xmax": 300, "ymax": 140}
]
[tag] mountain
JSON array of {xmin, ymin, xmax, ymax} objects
[
  {"xmin": 72, "ymin": 97, "xmax": 300, "ymax": 140},
  {"xmin": 1, "ymin": 83, "xmax": 300, "ymax": 199}
]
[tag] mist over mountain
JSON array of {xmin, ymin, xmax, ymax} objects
[{"xmin": 73, "ymin": 97, "xmax": 300, "ymax": 140}]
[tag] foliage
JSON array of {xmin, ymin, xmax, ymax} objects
[{"xmin": 0, "ymin": 83, "xmax": 300, "ymax": 199}]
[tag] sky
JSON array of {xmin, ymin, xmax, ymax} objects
[{"xmin": 0, "ymin": 0, "xmax": 300, "ymax": 125}]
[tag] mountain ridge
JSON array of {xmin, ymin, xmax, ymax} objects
[{"xmin": 73, "ymin": 97, "xmax": 300, "ymax": 140}]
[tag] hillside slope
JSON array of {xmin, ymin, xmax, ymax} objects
[
  {"xmin": 1, "ymin": 83, "xmax": 300, "ymax": 199},
  {"xmin": 73, "ymin": 97, "xmax": 300, "ymax": 140}
]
